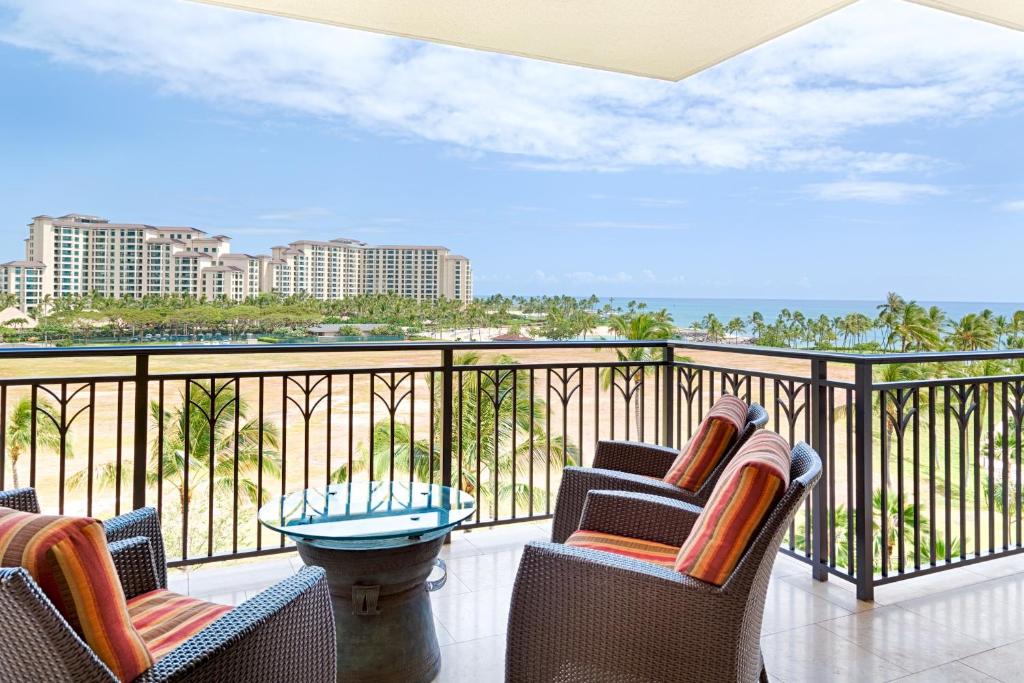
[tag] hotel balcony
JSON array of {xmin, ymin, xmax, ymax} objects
[{"xmin": 2, "ymin": 339, "xmax": 1023, "ymax": 681}]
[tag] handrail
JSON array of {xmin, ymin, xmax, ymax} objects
[{"xmin": 0, "ymin": 338, "xmax": 1021, "ymax": 364}]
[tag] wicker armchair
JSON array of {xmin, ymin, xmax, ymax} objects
[
  {"xmin": 0, "ymin": 488, "xmax": 335, "ymax": 682},
  {"xmin": 507, "ymin": 442, "xmax": 821, "ymax": 683},
  {"xmin": 551, "ymin": 403, "xmax": 770, "ymax": 543}
]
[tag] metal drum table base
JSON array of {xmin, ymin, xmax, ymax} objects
[{"xmin": 297, "ymin": 536, "xmax": 447, "ymax": 683}]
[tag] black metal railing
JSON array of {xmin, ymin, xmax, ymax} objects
[{"xmin": 1, "ymin": 340, "xmax": 1022, "ymax": 600}]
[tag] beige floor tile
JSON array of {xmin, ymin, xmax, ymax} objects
[
  {"xmin": 761, "ymin": 624, "xmax": 909, "ymax": 682},
  {"xmin": 873, "ymin": 565, "xmax": 991, "ymax": 605},
  {"xmin": 445, "ymin": 547, "xmax": 523, "ymax": 592},
  {"xmin": 772, "ymin": 553, "xmax": 815, "ymax": 579},
  {"xmin": 434, "ymin": 635, "xmax": 505, "ymax": 683},
  {"xmin": 434, "ymin": 619, "xmax": 456, "ymax": 647},
  {"xmin": 894, "ymin": 662, "xmax": 997, "ymax": 682},
  {"xmin": 778, "ymin": 573, "xmax": 877, "ymax": 613},
  {"xmin": 960, "ymin": 638, "xmax": 1024, "ymax": 682},
  {"xmin": 439, "ymin": 532, "xmax": 484, "ymax": 560},
  {"xmin": 898, "ymin": 573, "xmax": 1024, "ymax": 647},
  {"xmin": 430, "ymin": 566, "xmax": 473, "ymax": 599},
  {"xmin": 821, "ymin": 605, "xmax": 990, "ymax": 673},
  {"xmin": 960, "ymin": 553, "xmax": 1024, "ymax": 580},
  {"xmin": 761, "ymin": 579, "xmax": 852, "ymax": 635},
  {"xmin": 462, "ymin": 524, "xmax": 545, "ymax": 553},
  {"xmin": 432, "ymin": 584, "xmax": 514, "ymax": 643},
  {"xmin": 167, "ymin": 568, "xmax": 189, "ymax": 594},
  {"xmin": 203, "ymin": 590, "xmax": 249, "ymax": 606}
]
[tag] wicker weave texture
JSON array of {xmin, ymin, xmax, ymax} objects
[
  {"xmin": 0, "ymin": 567, "xmax": 117, "ymax": 683},
  {"xmin": 104, "ymin": 507, "xmax": 168, "ymax": 590},
  {"xmin": 508, "ymin": 442, "xmax": 821, "ymax": 683},
  {"xmin": 0, "ymin": 487, "xmax": 41, "ymax": 514},
  {"xmin": 0, "ymin": 488, "xmax": 336, "ymax": 682},
  {"xmin": 551, "ymin": 404, "xmax": 768, "ymax": 543}
]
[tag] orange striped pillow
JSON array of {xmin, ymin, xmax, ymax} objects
[
  {"xmin": 673, "ymin": 431, "xmax": 791, "ymax": 585},
  {"xmin": 566, "ymin": 530, "xmax": 679, "ymax": 568},
  {"xmin": 127, "ymin": 589, "xmax": 231, "ymax": 661},
  {"xmin": 0, "ymin": 507, "xmax": 153, "ymax": 681},
  {"xmin": 663, "ymin": 395, "xmax": 747, "ymax": 491}
]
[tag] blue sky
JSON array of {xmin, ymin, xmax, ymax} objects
[{"xmin": 0, "ymin": 0, "xmax": 1022, "ymax": 301}]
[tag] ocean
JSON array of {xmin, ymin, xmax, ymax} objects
[{"xmin": 596, "ymin": 297, "xmax": 1024, "ymax": 329}]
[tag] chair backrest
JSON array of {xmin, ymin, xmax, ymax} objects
[
  {"xmin": 691, "ymin": 402, "xmax": 770, "ymax": 501},
  {"xmin": 0, "ymin": 487, "xmax": 41, "ymax": 513},
  {"xmin": 726, "ymin": 442, "xmax": 821, "ymax": 592},
  {"xmin": 0, "ymin": 567, "xmax": 116, "ymax": 682},
  {"xmin": 716, "ymin": 442, "xmax": 821, "ymax": 677}
]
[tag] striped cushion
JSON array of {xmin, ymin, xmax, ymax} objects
[
  {"xmin": 127, "ymin": 589, "xmax": 232, "ymax": 661},
  {"xmin": 0, "ymin": 507, "xmax": 153, "ymax": 681},
  {"xmin": 662, "ymin": 395, "xmax": 748, "ymax": 491},
  {"xmin": 674, "ymin": 431, "xmax": 792, "ymax": 585},
  {"xmin": 566, "ymin": 530, "xmax": 679, "ymax": 568}
]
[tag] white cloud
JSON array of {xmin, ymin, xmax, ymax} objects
[
  {"xmin": 1, "ymin": 0, "xmax": 1023, "ymax": 171},
  {"xmin": 221, "ymin": 226, "xmax": 303, "ymax": 236},
  {"xmin": 572, "ymin": 221, "xmax": 686, "ymax": 231},
  {"xmin": 803, "ymin": 180, "xmax": 947, "ymax": 203},
  {"xmin": 255, "ymin": 207, "xmax": 331, "ymax": 221},
  {"xmin": 999, "ymin": 200, "xmax": 1024, "ymax": 212},
  {"xmin": 530, "ymin": 269, "xmax": 684, "ymax": 285}
]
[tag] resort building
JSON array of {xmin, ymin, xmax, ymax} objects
[{"xmin": 4, "ymin": 214, "xmax": 473, "ymax": 311}]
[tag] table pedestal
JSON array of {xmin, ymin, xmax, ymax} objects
[{"xmin": 297, "ymin": 537, "xmax": 445, "ymax": 683}]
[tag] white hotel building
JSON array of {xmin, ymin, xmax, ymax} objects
[{"xmin": 0, "ymin": 214, "xmax": 472, "ymax": 312}]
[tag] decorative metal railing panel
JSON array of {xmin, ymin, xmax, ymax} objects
[{"xmin": 1, "ymin": 340, "xmax": 1023, "ymax": 599}]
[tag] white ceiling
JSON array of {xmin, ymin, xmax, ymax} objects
[{"xmin": 190, "ymin": 1, "xmax": 1023, "ymax": 81}]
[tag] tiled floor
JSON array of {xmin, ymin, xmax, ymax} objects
[{"xmin": 171, "ymin": 522, "xmax": 1024, "ymax": 682}]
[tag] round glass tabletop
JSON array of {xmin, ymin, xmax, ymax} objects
[{"xmin": 258, "ymin": 481, "xmax": 476, "ymax": 549}]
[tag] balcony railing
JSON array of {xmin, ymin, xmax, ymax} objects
[{"xmin": 0, "ymin": 340, "xmax": 1022, "ymax": 600}]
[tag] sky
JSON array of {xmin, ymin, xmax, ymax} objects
[{"xmin": 0, "ymin": 0, "xmax": 1022, "ymax": 302}]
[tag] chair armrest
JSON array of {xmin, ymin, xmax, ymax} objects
[
  {"xmin": 0, "ymin": 568, "xmax": 116, "ymax": 682},
  {"xmin": 104, "ymin": 507, "xmax": 166, "ymax": 589},
  {"xmin": 551, "ymin": 467, "xmax": 694, "ymax": 543},
  {"xmin": 507, "ymin": 542, "xmax": 721, "ymax": 682},
  {"xmin": 579, "ymin": 491, "xmax": 703, "ymax": 548},
  {"xmin": 107, "ymin": 537, "xmax": 160, "ymax": 600},
  {"xmin": 140, "ymin": 566, "xmax": 335, "ymax": 683},
  {"xmin": 0, "ymin": 487, "xmax": 41, "ymax": 513},
  {"xmin": 592, "ymin": 440, "xmax": 679, "ymax": 478}
]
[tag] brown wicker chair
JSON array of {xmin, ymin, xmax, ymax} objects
[
  {"xmin": 0, "ymin": 487, "xmax": 336, "ymax": 682},
  {"xmin": 507, "ymin": 442, "xmax": 821, "ymax": 683},
  {"xmin": 551, "ymin": 402, "xmax": 770, "ymax": 543}
]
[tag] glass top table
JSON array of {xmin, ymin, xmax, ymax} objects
[
  {"xmin": 258, "ymin": 480, "xmax": 476, "ymax": 549},
  {"xmin": 259, "ymin": 481, "xmax": 476, "ymax": 682}
]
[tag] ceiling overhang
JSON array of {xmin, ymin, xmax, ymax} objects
[
  {"xmin": 190, "ymin": 1, "xmax": 1023, "ymax": 81},
  {"xmin": 190, "ymin": 0, "xmax": 857, "ymax": 81}
]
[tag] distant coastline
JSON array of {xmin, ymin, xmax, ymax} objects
[{"xmin": 591, "ymin": 297, "xmax": 1024, "ymax": 329}]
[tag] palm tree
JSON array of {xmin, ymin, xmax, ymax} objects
[
  {"xmin": 796, "ymin": 497, "xmax": 960, "ymax": 574},
  {"xmin": 948, "ymin": 314, "xmax": 997, "ymax": 351},
  {"xmin": 725, "ymin": 317, "xmax": 746, "ymax": 339},
  {"xmin": 603, "ymin": 311, "xmax": 675, "ymax": 436},
  {"xmin": 73, "ymin": 382, "xmax": 281, "ymax": 544},
  {"xmin": 887, "ymin": 300, "xmax": 941, "ymax": 352},
  {"xmin": 5, "ymin": 396, "xmax": 66, "ymax": 488},
  {"xmin": 338, "ymin": 353, "xmax": 578, "ymax": 517}
]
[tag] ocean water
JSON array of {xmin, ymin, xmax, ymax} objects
[{"xmin": 596, "ymin": 297, "xmax": 1024, "ymax": 328}]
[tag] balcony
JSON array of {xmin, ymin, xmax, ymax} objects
[
  {"xmin": 2, "ymin": 339, "xmax": 1023, "ymax": 681},
  {"xmin": 173, "ymin": 520, "xmax": 1024, "ymax": 682}
]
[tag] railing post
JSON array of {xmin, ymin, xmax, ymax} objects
[
  {"xmin": 441, "ymin": 348, "xmax": 454, "ymax": 491},
  {"xmin": 811, "ymin": 359, "xmax": 829, "ymax": 582},
  {"xmin": 441, "ymin": 348, "xmax": 455, "ymax": 545},
  {"xmin": 854, "ymin": 360, "xmax": 875, "ymax": 601},
  {"xmin": 662, "ymin": 345, "xmax": 674, "ymax": 448},
  {"xmin": 132, "ymin": 353, "xmax": 149, "ymax": 510}
]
